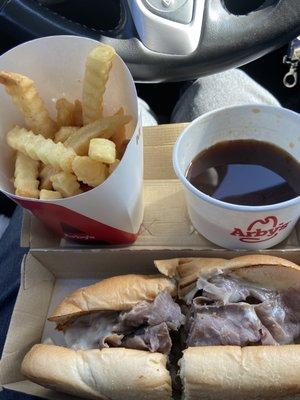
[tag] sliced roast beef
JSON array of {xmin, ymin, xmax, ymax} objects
[
  {"xmin": 148, "ymin": 292, "xmax": 185, "ymax": 329},
  {"xmin": 281, "ymin": 288, "xmax": 300, "ymax": 321},
  {"xmin": 185, "ymin": 272, "xmax": 300, "ymax": 347},
  {"xmin": 64, "ymin": 292, "xmax": 184, "ymax": 354},
  {"xmin": 187, "ymin": 303, "xmax": 274, "ymax": 347},
  {"xmin": 114, "ymin": 292, "xmax": 184, "ymax": 333},
  {"xmin": 194, "ymin": 273, "xmax": 275, "ymax": 305},
  {"xmin": 255, "ymin": 296, "xmax": 300, "ymax": 344},
  {"xmin": 122, "ymin": 334, "xmax": 148, "ymax": 351},
  {"xmin": 123, "ymin": 322, "xmax": 172, "ymax": 353}
]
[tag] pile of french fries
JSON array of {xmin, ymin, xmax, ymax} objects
[{"xmin": 0, "ymin": 44, "xmax": 131, "ymax": 200}]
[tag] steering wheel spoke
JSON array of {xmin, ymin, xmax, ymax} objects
[{"xmin": 127, "ymin": 0, "xmax": 205, "ymax": 55}]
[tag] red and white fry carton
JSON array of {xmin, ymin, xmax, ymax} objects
[{"xmin": 0, "ymin": 36, "xmax": 143, "ymax": 244}]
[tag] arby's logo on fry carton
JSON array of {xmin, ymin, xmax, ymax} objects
[{"xmin": 230, "ymin": 216, "xmax": 291, "ymax": 243}]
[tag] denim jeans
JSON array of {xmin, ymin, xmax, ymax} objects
[{"xmin": 0, "ymin": 207, "xmax": 30, "ymax": 399}]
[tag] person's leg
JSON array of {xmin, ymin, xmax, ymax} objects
[
  {"xmin": 171, "ymin": 69, "xmax": 280, "ymax": 123},
  {"xmin": 0, "ymin": 207, "xmax": 27, "ymax": 355},
  {"xmin": 0, "ymin": 214, "xmax": 9, "ymax": 239},
  {"xmin": 0, "ymin": 193, "xmax": 16, "ymax": 239},
  {"xmin": 138, "ymin": 98, "xmax": 158, "ymax": 126},
  {"xmin": 0, "ymin": 207, "xmax": 31, "ymax": 399}
]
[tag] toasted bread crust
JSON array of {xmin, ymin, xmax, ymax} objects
[
  {"xmin": 155, "ymin": 255, "xmax": 300, "ymax": 298},
  {"xmin": 22, "ymin": 344, "xmax": 171, "ymax": 400},
  {"xmin": 49, "ymin": 274, "xmax": 176, "ymax": 328},
  {"xmin": 181, "ymin": 346, "xmax": 300, "ymax": 400}
]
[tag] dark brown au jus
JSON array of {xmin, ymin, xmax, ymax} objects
[{"xmin": 186, "ymin": 140, "xmax": 300, "ymax": 206}]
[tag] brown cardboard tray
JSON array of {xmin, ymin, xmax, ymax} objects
[
  {"xmin": 1, "ymin": 247, "xmax": 300, "ymax": 399},
  {"xmin": 21, "ymin": 123, "xmax": 300, "ymax": 249}
]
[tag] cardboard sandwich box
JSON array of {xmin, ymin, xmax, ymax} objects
[
  {"xmin": 1, "ymin": 247, "xmax": 300, "ymax": 400},
  {"xmin": 21, "ymin": 124, "xmax": 300, "ymax": 250}
]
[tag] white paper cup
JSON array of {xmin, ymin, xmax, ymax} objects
[
  {"xmin": 0, "ymin": 36, "xmax": 143, "ymax": 244},
  {"xmin": 173, "ymin": 105, "xmax": 300, "ymax": 250}
]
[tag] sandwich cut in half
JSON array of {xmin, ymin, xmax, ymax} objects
[
  {"xmin": 21, "ymin": 255, "xmax": 300, "ymax": 400},
  {"xmin": 21, "ymin": 274, "xmax": 184, "ymax": 400},
  {"xmin": 156, "ymin": 254, "xmax": 300, "ymax": 400}
]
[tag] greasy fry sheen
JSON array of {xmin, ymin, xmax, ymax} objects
[
  {"xmin": 39, "ymin": 164, "xmax": 59, "ymax": 190},
  {"xmin": 14, "ymin": 151, "xmax": 40, "ymax": 198},
  {"xmin": 82, "ymin": 44, "xmax": 116, "ymax": 124},
  {"xmin": 64, "ymin": 109, "xmax": 131, "ymax": 156},
  {"xmin": 50, "ymin": 172, "xmax": 82, "ymax": 198},
  {"xmin": 7, "ymin": 126, "xmax": 76, "ymax": 172},
  {"xmin": 88, "ymin": 138, "xmax": 116, "ymax": 164},
  {"xmin": 54, "ymin": 127, "xmax": 79, "ymax": 143},
  {"xmin": 72, "ymin": 156, "xmax": 107, "ymax": 187},
  {"xmin": 39, "ymin": 189, "xmax": 62, "ymax": 200},
  {"xmin": 0, "ymin": 71, "xmax": 57, "ymax": 138}
]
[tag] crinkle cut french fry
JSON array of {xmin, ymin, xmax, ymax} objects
[
  {"xmin": 88, "ymin": 138, "xmax": 116, "ymax": 164},
  {"xmin": 14, "ymin": 151, "xmax": 40, "ymax": 198},
  {"xmin": 72, "ymin": 156, "xmax": 107, "ymax": 187},
  {"xmin": 54, "ymin": 126, "xmax": 79, "ymax": 143},
  {"xmin": 82, "ymin": 44, "xmax": 116, "ymax": 125},
  {"xmin": 40, "ymin": 189, "xmax": 62, "ymax": 200},
  {"xmin": 7, "ymin": 126, "xmax": 76, "ymax": 172},
  {"xmin": 73, "ymin": 100, "xmax": 83, "ymax": 127},
  {"xmin": 56, "ymin": 98, "xmax": 75, "ymax": 127},
  {"xmin": 64, "ymin": 109, "xmax": 131, "ymax": 156},
  {"xmin": 39, "ymin": 164, "xmax": 59, "ymax": 190},
  {"xmin": 0, "ymin": 71, "xmax": 57, "ymax": 138},
  {"xmin": 56, "ymin": 98, "xmax": 83, "ymax": 128},
  {"xmin": 111, "ymin": 124, "xmax": 129, "ymax": 159},
  {"xmin": 50, "ymin": 172, "xmax": 82, "ymax": 198}
]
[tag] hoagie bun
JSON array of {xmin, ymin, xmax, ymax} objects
[
  {"xmin": 180, "ymin": 346, "xmax": 300, "ymax": 400},
  {"xmin": 22, "ymin": 344, "xmax": 172, "ymax": 400},
  {"xmin": 155, "ymin": 254, "xmax": 300, "ymax": 298},
  {"xmin": 49, "ymin": 274, "xmax": 176, "ymax": 329}
]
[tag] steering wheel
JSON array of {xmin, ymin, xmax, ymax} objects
[{"xmin": 1, "ymin": 0, "xmax": 300, "ymax": 83}]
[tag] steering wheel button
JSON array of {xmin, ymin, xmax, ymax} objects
[
  {"xmin": 128, "ymin": 0, "xmax": 203, "ymax": 54},
  {"xmin": 143, "ymin": 0, "xmax": 193, "ymax": 23}
]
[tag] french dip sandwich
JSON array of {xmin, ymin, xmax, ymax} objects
[
  {"xmin": 22, "ymin": 274, "xmax": 184, "ymax": 400},
  {"xmin": 156, "ymin": 254, "xmax": 300, "ymax": 400},
  {"xmin": 21, "ymin": 255, "xmax": 300, "ymax": 400}
]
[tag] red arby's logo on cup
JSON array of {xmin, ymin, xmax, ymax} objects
[{"xmin": 230, "ymin": 216, "xmax": 291, "ymax": 243}]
